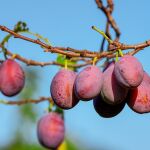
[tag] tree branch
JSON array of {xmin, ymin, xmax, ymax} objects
[
  {"xmin": 0, "ymin": 25, "xmax": 149, "ymax": 61},
  {"xmin": 0, "ymin": 97, "xmax": 52, "ymax": 105},
  {"xmin": 95, "ymin": 0, "xmax": 120, "ymax": 39}
]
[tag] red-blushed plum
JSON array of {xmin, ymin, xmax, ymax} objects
[
  {"xmin": 101, "ymin": 62, "xmax": 128, "ymax": 104},
  {"xmin": 74, "ymin": 65, "xmax": 103, "ymax": 101},
  {"xmin": 93, "ymin": 94, "xmax": 126, "ymax": 118},
  {"xmin": 50, "ymin": 69, "xmax": 79, "ymax": 109},
  {"xmin": 37, "ymin": 112, "xmax": 65, "ymax": 149},
  {"xmin": 143, "ymin": 71, "xmax": 150, "ymax": 85},
  {"xmin": 114, "ymin": 55, "xmax": 144, "ymax": 88},
  {"xmin": 127, "ymin": 73, "xmax": 150, "ymax": 114},
  {"xmin": 0, "ymin": 59, "xmax": 25, "ymax": 96}
]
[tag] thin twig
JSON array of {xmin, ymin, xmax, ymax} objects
[
  {"xmin": 0, "ymin": 97, "xmax": 52, "ymax": 105},
  {"xmin": 95, "ymin": 0, "xmax": 120, "ymax": 38},
  {"xmin": 0, "ymin": 44, "xmax": 93, "ymax": 68}
]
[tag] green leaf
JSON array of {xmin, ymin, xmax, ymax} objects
[
  {"xmin": 56, "ymin": 54, "xmax": 77, "ymax": 71},
  {"xmin": 57, "ymin": 54, "xmax": 66, "ymax": 64},
  {"xmin": 14, "ymin": 21, "xmax": 29, "ymax": 32}
]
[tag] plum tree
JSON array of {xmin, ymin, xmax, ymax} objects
[
  {"xmin": 50, "ymin": 69, "xmax": 79, "ymax": 109},
  {"xmin": 0, "ymin": 1, "xmax": 150, "ymax": 149},
  {"xmin": 37, "ymin": 112, "xmax": 65, "ymax": 149},
  {"xmin": 114, "ymin": 55, "xmax": 144, "ymax": 88},
  {"xmin": 0, "ymin": 59, "xmax": 25, "ymax": 97},
  {"xmin": 74, "ymin": 65, "xmax": 103, "ymax": 101},
  {"xmin": 101, "ymin": 62, "xmax": 128, "ymax": 104}
]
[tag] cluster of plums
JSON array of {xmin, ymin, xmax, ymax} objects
[
  {"xmin": 1, "ymin": 56, "xmax": 150, "ymax": 150},
  {"xmin": 39, "ymin": 54, "xmax": 150, "ymax": 149},
  {"xmin": 0, "ymin": 59, "xmax": 25, "ymax": 97},
  {"xmin": 50, "ymin": 54, "xmax": 150, "ymax": 115}
]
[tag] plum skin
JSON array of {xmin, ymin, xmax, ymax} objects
[
  {"xmin": 114, "ymin": 55, "xmax": 144, "ymax": 88},
  {"xmin": 127, "ymin": 72, "xmax": 150, "ymax": 114},
  {"xmin": 50, "ymin": 69, "xmax": 79, "ymax": 109},
  {"xmin": 37, "ymin": 112, "xmax": 65, "ymax": 149},
  {"xmin": 93, "ymin": 94, "xmax": 126, "ymax": 118},
  {"xmin": 101, "ymin": 62, "xmax": 128, "ymax": 105},
  {"xmin": 74, "ymin": 65, "xmax": 103, "ymax": 101},
  {"xmin": 0, "ymin": 59, "xmax": 25, "ymax": 96},
  {"xmin": 143, "ymin": 71, "xmax": 150, "ymax": 85}
]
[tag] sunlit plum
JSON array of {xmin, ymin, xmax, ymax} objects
[
  {"xmin": 37, "ymin": 112, "xmax": 65, "ymax": 149},
  {"xmin": 50, "ymin": 69, "xmax": 79, "ymax": 109},
  {"xmin": 127, "ymin": 76, "xmax": 150, "ymax": 114},
  {"xmin": 74, "ymin": 65, "xmax": 103, "ymax": 101},
  {"xmin": 114, "ymin": 55, "xmax": 144, "ymax": 88},
  {"xmin": 0, "ymin": 59, "xmax": 25, "ymax": 96},
  {"xmin": 143, "ymin": 71, "xmax": 150, "ymax": 85},
  {"xmin": 93, "ymin": 94, "xmax": 126, "ymax": 118},
  {"xmin": 101, "ymin": 62, "xmax": 128, "ymax": 104}
]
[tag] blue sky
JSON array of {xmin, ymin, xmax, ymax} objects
[{"xmin": 0, "ymin": 0, "xmax": 150, "ymax": 150}]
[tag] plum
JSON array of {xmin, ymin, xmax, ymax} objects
[
  {"xmin": 0, "ymin": 59, "xmax": 25, "ymax": 96},
  {"xmin": 143, "ymin": 71, "xmax": 150, "ymax": 85},
  {"xmin": 93, "ymin": 94, "xmax": 126, "ymax": 118},
  {"xmin": 114, "ymin": 55, "xmax": 144, "ymax": 88},
  {"xmin": 74, "ymin": 65, "xmax": 103, "ymax": 101},
  {"xmin": 101, "ymin": 62, "xmax": 128, "ymax": 104},
  {"xmin": 50, "ymin": 69, "xmax": 79, "ymax": 109},
  {"xmin": 127, "ymin": 76, "xmax": 150, "ymax": 114},
  {"xmin": 37, "ymin": 112, "xmax": 65, "ymax": 149}
]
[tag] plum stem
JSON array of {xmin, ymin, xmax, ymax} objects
[
  {"xmin": 92, "ymin": 26, "xmax": 113, "ymax": 44},
  {"xmin": 93, "ymin": 57, "xmax": 97, "ymax": 66},
  {"xmin": 115, "ymin": 49, "xmax": 123, "ymax": 62},
  {"xmin": 118, "ymin": 49, "xmax": 124, "ymax": 57},
  {"xmin": 65, "ymin": 59, "xmax": 68, "ymax": 69},
  {"xmin": 115, "ymin": 51, "xmax": 119, "ymax": 62}
]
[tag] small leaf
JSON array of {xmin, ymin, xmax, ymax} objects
[
  {"xmin": 14, "ymin": 21, "xmax": 29, "ymax": 32},
  {"xmin": 56, "ymin": 54, "xmax": 77, "ymax": 71},
  {"xmin": 56, "ymin": 54, "xmax": 66, "ymax": 64}
]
